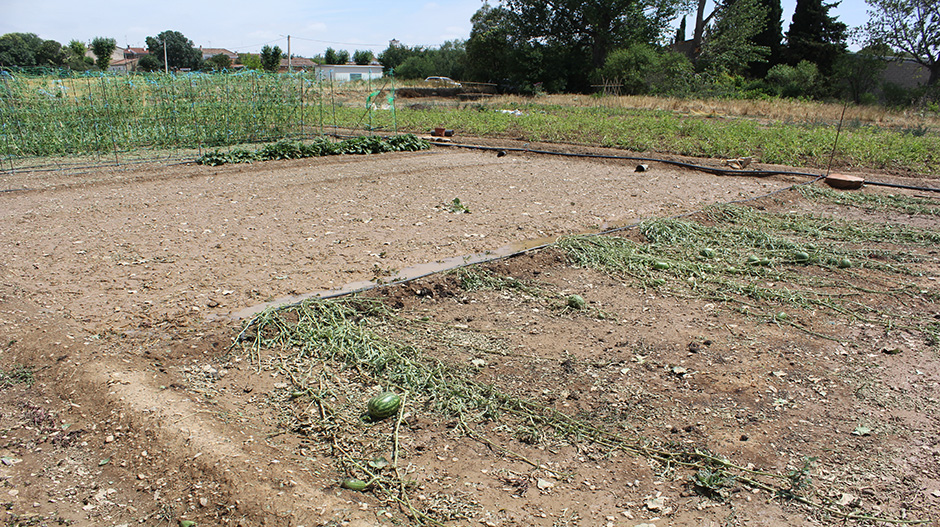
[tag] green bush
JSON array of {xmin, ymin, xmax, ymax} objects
[
  {"xmin": 596, "ymin": 44, "xmax": 694, "ymax": 96},
  {"xmin": 764, "ymin": 61, "xmax": 819, "ymax": 98},
  {"xmin": 881, "ymin": 82, "xmax": 920, "ymax": 108}
]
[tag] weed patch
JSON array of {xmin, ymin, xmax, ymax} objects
[
  {"xmin": 0, "ymin": 365, "xmax": 35, "ymax": 388},
  {"xmin": 798, "ymin": 185, "xmax": 940, "ymax": 216}
]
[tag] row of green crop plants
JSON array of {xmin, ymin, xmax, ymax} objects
[{"xmin": 2, "ymin": 73, "xmax": 937, "ymax": 173}]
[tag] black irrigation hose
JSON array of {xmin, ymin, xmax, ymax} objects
[
  {"xmin": 861, "ymin": 180, "xmax": 940, "ymax": 193},
  {"xmin": 433, "ymin": 141, "xmax": 940, "ymax": 193},
  {"xmin": 437, "ymin": 142, "xmax": 822, "ymax": 178}
]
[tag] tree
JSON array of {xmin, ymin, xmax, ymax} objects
[
  {"xmin": 207, "ymin": 53, "xmax": 232, "ymax": 71},
  {"xmin": 324, "ymin": 47, "xmax": 336, "ymax": 64},
  {"xmin": 66, "ymin": 40, "xmax": 93, "ymax": 70},
  {"xmin": 323, "ymin": 47, "xmax": 350, "ymax": 64},
  {"xmin": 395, "ymin": 54, "xmax": 434, "ymax": 79},
  {"xmin": 392, "ymin": 40, "xmax": 466, "ymax": 80},
  {"xmin": 598, "ymin": 43, "xmax": 694, "ymax": 95},
  {"xmin": 435, "ymin": 40, "xmax": 467, "ymax": 80},
  {"xmin": 749, "ymin": 0, "xmax": 784, "ymax": 76},
  {"xmin": 91, "ymin": 36, "xmax": 117, "ymax": 70},
  {"xmin": 260, "ymin": 45, "xmax": 282, "ymax": 72},
  {"xmin": 865, "ymin": 0, "xmax": 940, "ymax": 87},
  {"xmin": 145, "ymin": 30, "xmax": 203, "ymax": 71},
  {"xmin": 699, "ymin": 0, "xmax": 770, "ymax": 75},
  {"xmin": 323, "ymin": 47, "xmax": 342, "ymax": 65},
  {"xmin": 238, "ymin": 53, "xmax": 262, "ymax": 70},
  {"xmin": 67, "ymin": 40, "xmax": 87, "ymax": 56},
  {"xmin": 0, "ymin": 32, "xmax": 43, "ymax": 66},
  {"xmin": 378, "ymin": 43, "xmax": 420, "ymax": 72},
  {"xmin": 500, "ymin": 0, "xmax": 682, "ymax": 91},
  {"xmin": 503, "ymin": 0, "xmax": 676, "ymax": 69},
  {"xmin": 691, "ymin": 0, "xmax": 716, "ymax": 61},
  {"xmin": 675, "ymin": 16, "xmax": 687, "ymax": 45},
  {"xmin": 352, "ymin": 49, "xmax": 374, "ymax": 65},
  {"xmin": 36, "ymin": 39, "xmax": 66, "ymax": 67},
  {"xmin": 465, "ymin": 3, "xmax": 517, "ymax": 83},
  {"xmin": 765, "ymin": 59, "xmax": 819, "ymax": 97},
  {"xmin": 784, "ymin": 0, "xmax": 847, "ymax": 76},
  {"xmin": 137, "ymin": 54, "xmax": 162, "ymax": 72},
  {"xmin": 834, "ymin": 45, "xmax": 888, "ymax": 102}
]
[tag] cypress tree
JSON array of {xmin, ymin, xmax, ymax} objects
[
  {"xmin": 784, "ymin": 0, "xmax": 846, "ymax": 75},
  {"xmin": 675, "ymin": 16, "xmax": 687, "ymax": 45},
  {"xmin": 748, "ymin": 0, "xmax": 783, "ymax": 77}
]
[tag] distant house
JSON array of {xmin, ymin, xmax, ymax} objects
[
  {"xmin": 108, "ymin": 57, "xmax": 136, "ymax": 73},
  {"xmin": 124, "ymin": 47, "xmax": 149, "ymax": 59},
  {"xmin": 87, "ymin": 46, "xmax": 138, "ymax": 73},
  {"xmin": 280, "ymin": 57, "xmax": 317, "ymax": 72},
  {"xmin": 314, "ymin": 63, "xmax": 384, "ymax": 82},
  {"xmin": 103, "ymin": 47, "xmax": 150, "ymax": 73},
  {"xmin": 200, "ymin": 47, "xmax": 238, "ymax": 62}
]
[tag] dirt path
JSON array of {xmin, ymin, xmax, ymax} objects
[{"xmin": 1, "ymin": 146, "xmax": 938, "ymax": 526}]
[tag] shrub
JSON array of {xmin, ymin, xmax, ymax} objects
[
  {"xmin": 765, "ymin": 60, "xmax": 818, "ymax": 98},
  {"xmin": 597, "ymin": 44, "xmax": 694, "ymax": 96},
  {"xmin": 881, "ymin": 82, "xmax": 919, "ymax": 108}
]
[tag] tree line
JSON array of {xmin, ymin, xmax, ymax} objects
[
  {"xmin": 375, "ymin": 0, "xmax": 936, "ymax": 105},
  {"xmin": 0, "ymin": 30, "xmax": 381, "ymax": 74},
  {"xmin": 3, "ymin": 0, "xmax": 936, "ymax": 105},
  {"xmin": 0, "ymin": 33, "xmax": 118, "ymax": 71},
  {"xmin": 446, "ymin": 0, "xmax": 936, "ymax": 103}
]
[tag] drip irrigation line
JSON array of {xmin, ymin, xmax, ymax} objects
[
  {"xmin": 859, "ymin": 180, "xmax": 940, "ymax": 193},
  {"xmin": 435, "ymin": 141, "xmax": 822, "ymax": 178},
  {"xmin": 432, "ymin": 141, "xmax": 940, "ymax": 193}
]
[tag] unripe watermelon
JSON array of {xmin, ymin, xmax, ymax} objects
[{"xmin": 367, "ymin": 392, "xmax": 401, "ymax": 420}]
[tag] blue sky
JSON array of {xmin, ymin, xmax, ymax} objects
[{"xmin": 1, "ymin": 0, "xmax": 871, "ymax": 58}]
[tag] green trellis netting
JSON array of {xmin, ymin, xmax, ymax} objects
[{"xmin": 0, "ymin": 68, "xmax": 400, "ymax": 164}]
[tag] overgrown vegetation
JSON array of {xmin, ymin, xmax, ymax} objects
[
  {"xmin": 798, "ymin": 185, "xmax": 940, "ymax": 216},
  {"xmin": 0, "ymin": 365, "xmax": 35, "ymax": 388},
  {"xmin": 394, "ymin": 102, "xmax": 939, "ymax": 173}
]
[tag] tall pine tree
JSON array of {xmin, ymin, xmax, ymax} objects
[
  {"xmin": 748, "ymin": 0, "xmax": 783, "ymax": 77},
  {"xmin": 784, "ymin": 0, "xmax": 847, "ymax": 75}
]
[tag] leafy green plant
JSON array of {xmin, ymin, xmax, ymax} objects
[
  {"xmin": 448, "ymin": 197, "xmax": 470, "ymax": 213},
  {"xmin": 692, "ymin": 467, "xmax": 736, "ymax": 499},
  {"xmin": 195, "ymin": 134, "xmax": 429, "ymax": 165},
  {"xmin": 260, "ymin": 139, "xmax": 304, "ymax": 160},
  {"xmin": 784, "ymin": 456, "xmax": 817, "ymax": 496}
]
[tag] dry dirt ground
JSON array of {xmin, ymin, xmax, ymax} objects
[{"xmin": 0, "ymin": 142, "xmax": 938, "ymax": 527}]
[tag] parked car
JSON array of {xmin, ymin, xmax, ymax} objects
[{"xmin": 425, "ymin": 76, "xmax": 461, "ymax": 88}]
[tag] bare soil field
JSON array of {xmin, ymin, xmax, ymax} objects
[{"xmin": 0, "ymin": 143, "xmax": 938, "ymax": 527}]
